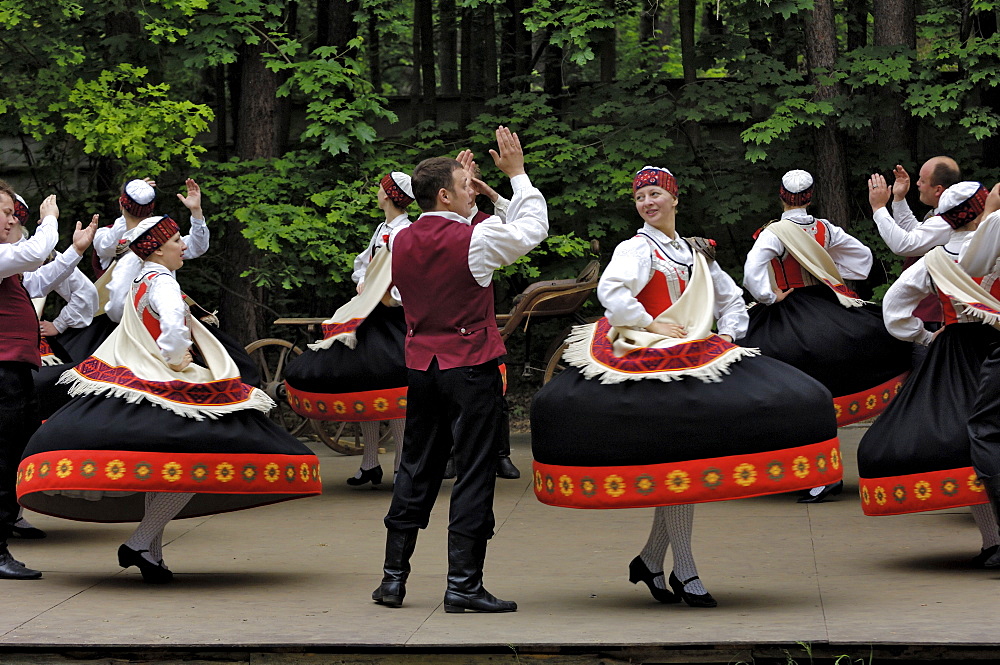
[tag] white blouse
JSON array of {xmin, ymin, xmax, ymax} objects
[
  {"xmin": 136, "ymin": 262, "xmax": 191, "ymax": 366},
  {"xmin": 598, "ymin": 224, "xmax": 748, "ymax": 340},
  {"xmin": 744, "ymin": 209, "xmax": 872, "ymax": 305}
]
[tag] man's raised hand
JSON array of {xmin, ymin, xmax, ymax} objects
[
  {"xmin": 72, "ymin": 214, "xmax": 99, "ymax": 255},
  {"xmin": 177, "ymin": 178, "xmax": 203, "ymax": 218},
  {"xmin": 891, "ymin": 165, "xmax": 910, "ymax": 202},
  {"xmin": 39, "ymin": 194, "xmax": 58, "ymax": 220},
  {"xmin": 489, "ymin": 125, "xmax": 525, "ymax": 178}
]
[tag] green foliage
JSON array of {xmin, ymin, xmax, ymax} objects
[
  {"xmin": 58, "ymin": 64, "xmax": 214, "ymax": 175},
  {"xmin": 521, "ymin": 0, "xmax": 618, "ymax": 66}
]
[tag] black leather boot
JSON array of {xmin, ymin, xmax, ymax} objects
[
  {"xmin": 981, "ymin": 475, "xmax": 1000, "ymax": 567},
  {"xmin": 496, "ymin": 398, "xmax": 519, "ymax": 479},
  {"xmin": 0, "ymin": 546, "xmax": 41, "ymax": 580},
  {"xmin": 372, "ymin": 528, "xmax": 418, "ymax": 607},
  {"xmin": 443, "ymin": 531, "xmax": 516, "ymax": 613}
]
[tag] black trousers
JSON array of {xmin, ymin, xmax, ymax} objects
[
  {"xmin": 385, "ymin": 358, "xmax": 502, "ymax": 539},
  {"xmin": 0, "ymin": 362, "xmax": 40, "ymax": 545},
  {"xmin": 971, "ymin": 344, "xmax": 1000, "ymax": 478}
]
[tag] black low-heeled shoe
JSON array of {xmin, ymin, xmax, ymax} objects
[
  {"xmin": 972, "ymin": 544, "xmax": 1000, "ymax": 567},
  {"xmin": 797, "ymin": 480, "xmax": 844, "ymax": 504},
  {"xmin": 117, "ymin": 544, "xmax": 173, "ymax": 584},
  {"xmin": 11, "ymin": 523, "xmax": 47, "ymax": 539},
  {"xmin": 346, "ymin": 465, "xmax": 383, "ymax": 487},
  {"xmin": 668, "ymin": 571, "xmax": 717, "ymax": 608},
  {"xmin": 628, "ymin": 556, "xmax": 679, "ymax": 604}
]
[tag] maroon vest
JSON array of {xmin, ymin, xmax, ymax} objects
[
  {"xmin": 0, "ymin": 275, "xmax": 42, "ymax": 366},
  {"xmin": 392, "ymin": 214, "xmax": 506, "ymax": 370}
]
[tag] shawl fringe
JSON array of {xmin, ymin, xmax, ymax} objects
[{"xmin": 563, "ymin": 321, "xmax": 761, "ymax": 385}]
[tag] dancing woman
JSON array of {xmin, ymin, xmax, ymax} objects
[
  {"xmin": 531, "ymin": 167, "xmax": 840, "ymax": 607},
  {"xmin": 285, "ymin": 172, "xmax": 414, "ymax": 487},
  {"xmin": 17, "ymin": 216, "xmax": 321, "ymax": 582},
  {"xmin": 857, "ymin": 183, "xmax": 1000, "ymax": 565}
]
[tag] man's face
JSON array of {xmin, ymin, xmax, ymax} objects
[
  {"xmin": 444, "ymin": 167, "xmax": 476, "ymax": 218},
  {"xmin": 916, "ymin": 160, "xmax": 945, "ymax": 207},
  {"xmin": 0, "ymin": 193, "xmax": 15, "ymax": 244}
]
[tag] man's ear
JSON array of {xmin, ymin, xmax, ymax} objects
[{"xmin": 438, "ymin": 187, "xmax": 451, "ymax": 206}]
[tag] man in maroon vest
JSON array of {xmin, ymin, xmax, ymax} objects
[
  {"xmin": 0, "ymin": 183, "xmax": 62, "ymax": 579},
  {"xmin": 373, "ymin": 126, "xmax": 548, "ymax": 612}
]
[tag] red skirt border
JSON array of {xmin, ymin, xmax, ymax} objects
[
  {"xmin": 533, "ymin": 437, "xmax": 841, "ymax": 509},
  {"xmin": 859, "ymin": 466, "xmax": 988, "ymax": 516},
  {"xmin": 17, "ymin": 451, "xmax": 322, "ymax": 498},
  {"xmin": 834, "ymin": 372, "xmax": 910, "ymax": 426},
  {"xmin": 286, "ymin": 383, "xmax": 406, "ymax": 422}
]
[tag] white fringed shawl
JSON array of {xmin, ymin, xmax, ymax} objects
[
  {"xmin": 925, "ymin": 246, "xmax": 1000, "ymax": 328},
  {"xmin": 564, "ymin": 249, "xmax": 758, "ymax": 384},
  {"xmin": 766, "ymin": 219, "xmax": 866, "ymax": 308},
  {"xmin": 308, "ymin": 246, "xmax": 395, "ymax": 351}
]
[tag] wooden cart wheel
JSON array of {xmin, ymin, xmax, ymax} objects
[
  {"xmin": 543, "ymin": 341, "xmax": 569, "ymax": 384},
  {"xmin": 244, "ymin": 338, "xmax": 309, "ymax": 437},
  {"xmin": 310, "ymin": 420, "xmax": 395, "ymax": 456}
]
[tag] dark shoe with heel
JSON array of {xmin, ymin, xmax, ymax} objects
[
  {"xmin": 972, "ymin": 544, "xmax": 1000, "ymax": 568},
  {"xmin": 11, "ymin": 523, "xmax": 47, "ymax": 539},
  {"xmin": 347, "ymin": 465, "xmax": 383, "ymax": 487},
  {"xmin": 797, "ymin": 480, "xmax": 844, "ymax": 504},
  {"xmin": 443, "ymin": 457, "xmax": 456, "ymax": 480},
  {"xmin": 117, "ymin": 544, "xmax": 173, "ymax": 584},
  {"xmin": 668, "ymin": 571, "xmax": 717, "ymax": 608},
  {"xmin": 628, "ymin": 556, "xmax": 679, "ymax": 604}
]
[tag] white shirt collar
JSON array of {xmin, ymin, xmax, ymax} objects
[
  {"xmin": 417, "ymin": 210, "xmax": 471, "ymax": 226},
  {"xmin": 387, "ymin": 212, "xmax": 410, "ymax": 228},
  {"xmin": 781, "ymin": 209, "xmax": 815, "ymax": 225}
]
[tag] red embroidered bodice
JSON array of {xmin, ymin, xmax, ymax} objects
[
  {"xmin": 635, "ymin": 235, "xmax": 689, "ymax": 318},
  {"xmin": 755, "ymin": 220, "xmax": 828, "ymax": 290}
]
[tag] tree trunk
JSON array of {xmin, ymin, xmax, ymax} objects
[
  {"xmin": 439, "ymin": 0, "xmax": 459, "ymax": 95},
  {"xmin": 460, "ymin": 6, "xmax": 481, "ymax": 126},
  {"xmin": 872, "ymin": 0, "xmax": 916, "ymax": 163},
  {"xmin": 416, "ymin": 0, "xmax": 436, "ymax": 121},
  {"xmin": 500, "ymin": 0, "xmax": 531, "ymax": 93},
  {"xmin": 541, "ymin": 35, "xmax": 563, "ymax": 101},
  {"xmin": 483, "ymin": 4, "xmax": 498, "ymax": 97},
  {"xmin": 975, "ymin": 9, "xmax": 999, "ymax": 167},
  {"xmin": 597, "ymin": 0, "xmax": 616, "ymax": 84},
  {"xmin": 214, "ymin": 65, "xmax": 228, "ymax": 162},
  {"xmin": 846, "ymin": 0, "xmax": 868, "ymax": 50},
  {"xmin": 803, "ymin": 0, "xmax": 850, "ymax": 227},
  {"xmin": 221, "ymin": 39, "xmax": 280, "ymax": 345},
  {"xmin": 679, "ymin": 0, "xmax": 697, "ymax": 84},
  {"xmin": 367, "ymin": 11, "xmax": 382, "ymax": 93},
  {"xmin": 330, "ymin": 0, "xmax": 359, "ymax": 54},
  {"xmin": 679, "ymin": 0, "xmax": 700, "ymax": 150},
  {"xmin": 639, "ymin": 0, "xmax": 657, "ymax": 45}
]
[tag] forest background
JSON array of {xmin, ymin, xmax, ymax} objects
[{"xmin": 1, "ymin": 0, "xmax": 999, "ymax": 362}]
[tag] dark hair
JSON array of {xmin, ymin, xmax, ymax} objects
[
  {"xmin": 0, "ymin": 179, "xmax": 16, "ymax": 205},
  {"xmin": 930, "ymin": 159, "xmax": 961, "ymax": 188},
  {"xmin": 412, "ymin": 157, "xmax": 462, "ymax": 211}
]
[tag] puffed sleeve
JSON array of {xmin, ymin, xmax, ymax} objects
[
  {"xmin": 743, "ymin": 230, "xmax": 783, "ymax": 305},
  {"xmin": 882, "ymin": 260, "xmax": 935, "ymax": 346},
  {"xmin": 598, "ymin": 237, "xmax": 655, "ymax": 328},
  {"xmin": 181, "ymin": 216, "xmax": 210, "ymax": 259},
  {"xmin": 709, "ymin": 261, "xmax": 749, "ymax": 340},
  {"xmin": 146, "ymin": 273, "xmax": 192, "ymax": 366}
]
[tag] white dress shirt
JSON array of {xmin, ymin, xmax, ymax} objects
[
  {"xmin": 744, "ymin": 209, "xmax": 873, "ymax": 304},
  {"xmin": 94, "ymin": 215, "xmax": 209, "ymax": 269},
  {"xmin": 0, "ymin": 215, "xmax": 58, "ymax": 279},
  {"xmin": 959, "ymin": 211, "xmax": 1000, "ymax": 277},
  {"xmin": 599, "ymin": 224, "xmax": 748, "ymax": 340},
  {"xmin": 389, "ymin": 174, "xmax": 548, "ymax": 287},
  {"xmin": 137, "ymin": 262, "xmax": 191, "ymax": 366},
  {"xmin": 882, "ymin": 230, "xmax": 975, "ymax": 346},
  {"xmin": 873, "ymin": 206, "xmax": 952, "ymax": 257},
  {"xmin": 19, "ymin": 245, "xmax": 98, "ymax": 332}
]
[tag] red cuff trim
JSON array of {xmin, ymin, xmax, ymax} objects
[
  {"xmin": 286, "ymin": 383, "xmax": 407, "ymax": 421},
  {"xmin": 834, "ymin": 372, "xmax": 909, "ymax": 426},
  {"xmin": 533, "ymin": 437, "xmax": 841, "ymax": 509},
  {"xmin": 17, "ymin": 451, "xmax": 322, "ymax": 497},
  {"xmin": 859, "ymin": 467, "xmax": 988, "ymax": 516}
]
